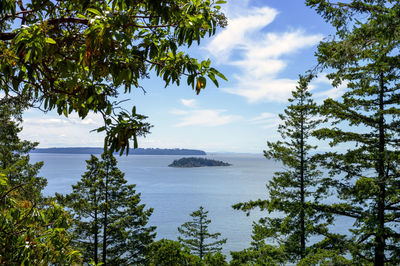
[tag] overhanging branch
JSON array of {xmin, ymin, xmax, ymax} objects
[{"xmin": 0, "ymin": 17, "xmax": 89, "ymax": 41}]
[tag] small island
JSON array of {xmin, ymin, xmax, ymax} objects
[{"xmin": 168, "ymin": 157, "xmax": 231, "ymax": 168}]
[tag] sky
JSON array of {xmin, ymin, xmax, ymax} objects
[{"xmin": 20, "ymin": 0, "xmax": 342, "ymax": 153}]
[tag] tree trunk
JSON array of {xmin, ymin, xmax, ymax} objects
[
  {"xmin": 103, "ymin": 167, "xmax": 109, "ymax": 265},
  {"xmin": 375, "ymin": 72, "xmax": 386, "ymax": 266},
  {"xmin": 200, "ymin": 217, "xmax": 204, "ymax": 260},
  {"xmin": 94, "ymin": 190, "xmax": 98, "ymax": 265},
  {"xmin": 300, "ymin": 102, "xmax": 306, "ymax": 259}
]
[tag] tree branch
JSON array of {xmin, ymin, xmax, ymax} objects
[{"xmin": 0, "ymin": 17, "xmax": 89, "ymax": 41}]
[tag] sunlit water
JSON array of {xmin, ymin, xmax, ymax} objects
[{"xmin": 30, "ymin": 153, "xmax": 279, "ymax": 256}]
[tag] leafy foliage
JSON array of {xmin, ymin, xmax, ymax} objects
[
  {"xmin": 0, "ymin": 0, "xmax": 227, "ymax": 154},
  {"xmin": 146, "ymin": 239, "xmax": 228, "ymax": 266},
  {"xmin": 306, "ymin": 0, "xmax": 400, "ymax": 264},
  {"xmin": 0, "ymin": 97, "xmax": 80, "ymax": 265},
  {"xmin": 0, "ymin": 96, "xmax": 46, "ymax": 200},
  {"xmin": 203, "ymin": 251, "xmax": 228, "ymax": 266},
  {"xmin": 61, "ymin": 153, "xmax": 156, "ymax": 265},
  {"xmin": 230, "ymin": 243, "xmax": 287, "ymax": 266},
  {"xmin": 146, "ymin": 239, "xmax": 203, "ymax": 266},
  {"xmin": 178, "ymin": 206, "xmax": 227, "ymax": 260}
]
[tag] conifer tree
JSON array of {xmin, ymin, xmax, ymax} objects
[
  {"xmin": 0, "ymin": 96, "xmax": 46, "ymax": 200},
  {"xmin": 0, "ymin": 96, "xmax": 80, "ymax": 264},
  {"xmin": 177, "ymin": 206, "xmax": 227, "ymax": 260},
  {"xmin": 234, "ymin": 75, "xmax": 342, "ymax": 263},
  {"xmin": 63, "ymin": 153, "xmax": 156, "ymax": 265},
  {"xmin": 306, "ymin": 0, "xmax": 400, "ymax": 264}
]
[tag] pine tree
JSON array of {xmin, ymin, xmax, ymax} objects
[
  {"xmin": 177, "ymin": 206, "xmax": 227, "ymax": 260},
  {"xmin": 63, "ymin": 153, "xmax": 156, "ymax": 265},
  {"xmin": 306, "ymin": 0, "xmax": 400, "ymax": 264},
  {"xmin": 234, "ymin": 75, "xmax": 342, "ymax": 263}
]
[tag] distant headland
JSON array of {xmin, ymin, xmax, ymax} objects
[
  {"xmin": 31, "ymin": 147, "xmax": 206, "ymax": 155},
  {"xmin": 168, "ymin": 157, "xmax": 231, "ymax": 168}
]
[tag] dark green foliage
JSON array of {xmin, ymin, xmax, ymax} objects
[
  {"xmin": 0, "ymin": 0, "xmax": 227, "ymax": 154},
  {"xmin": 0, "ymin": 96, "xmax": 46, "ymax": 200},
  {"xmin": 0, "ymin": 97, "xmax": 80, "ymax": 264},
  {"xmin": 178, "ymin": 206, "xmax": 227, "ymax": 260},
  {"xmin": 298, "ymin": 250, "xmax": 353, "ymax": 266},
  {"xmin": 203, "ymin": 252, "xmax": 228, "ymax": 266},
  {"xmin": 230, "ymin": 243, "xmax": 287, "ymax": 266},
  {"xmin": 169, "ymin": 157, "xmax": 231, "ymax": 168},
  {"xmin": 62, "ymin": 153, "xmax": 155, "ymax": 265},
  {"xmin": 306, "ymin": 0, "xmax": 400, "ymax": 264},
  {"xmin": 233, "ymin": 75, "xmax": 341, "ymax": 263},
  {"xmin": 146, "ymin": 239, "xmax": 202, "ymax": 266}
]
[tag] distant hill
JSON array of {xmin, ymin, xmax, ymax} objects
[
  {"xmin": 168, "ymin": 157, "xmax": 231, "ymax": 168},
  {"xmin": 31, "ymin": 147, "xmax": 206, "ymax": 155}
]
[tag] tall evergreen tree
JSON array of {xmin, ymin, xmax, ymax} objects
[
  {"xmin": 0, "ymin": 96, "xmax": 80, "ymax": 264},
  {"xmin": 177, "ymin": 206, "xmax": 227, "ymax": 260},
  {"xmin": 0, "ymin": 96, "xmax": 46, "ymax": 200},
  {"xmin": 306, "ymin": 0, "xmax": 400, "ymax": 264},
  {"xmin": 234, "ymin": 75, "xmax": 341, "ymax": 263},
  {"xmin": 63, "ymin": 153, "xmax": 156, "ymax": 265}
]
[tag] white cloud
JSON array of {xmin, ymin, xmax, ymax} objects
[
  {"xmin": 171, "ymin": 109, "xmax": 241, "ymax": 127},
  {"xmin": 68, "ymin": 112, "xmax": 104, "ymax": 125},
  {"xmin": 206, "ymin": 3, "xmax": 323, "ymax": 103},
  {"xmin": 250, "ymin": 112, "xmax": 276, "ymax": 123},
  {"xmin": 208, "ymin": 6, "xmax": 278, "ymax": 59},
  {"xmin": 250, "ymin": 112, "xmax": 280, "ymax": 129},
  {"xmin": 180, "ymin": 98, "xmax": 197, "ymax": 108},
  {"xmin": 20, "ymin": 111, "xmax": 105, "ymax": 147},
  {"xmin": 224, "ymin": 76, "xmax": 298, "ymax": 103}
]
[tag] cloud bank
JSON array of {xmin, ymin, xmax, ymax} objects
[
  {"xmin": 207, "ymin": 3, "xmax": 323, "ymax": 103},
  {"xmin": 171, "ymin": 99, "xmax": 241, "ymax": 127}
]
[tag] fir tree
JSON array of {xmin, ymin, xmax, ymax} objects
[
  {"xmin": 177, "ymin": 206, "xmax": 227, "ymax": 260},
  {"xmin": 234, "ymin": 75, "xmax": 342, "ymax": 263},
  {"xmin": 63, "ymin": 153, "xmax": 156, "ymax": 265},
  {"xmin": 306, "ymin": 0, "xmax": 400, "ymax": 264}
]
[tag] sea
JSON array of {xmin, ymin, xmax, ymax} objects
[{"xmin": 30, "ymin": 153, "xmax": 278, "ymax": 256}]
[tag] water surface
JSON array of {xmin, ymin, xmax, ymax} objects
[{"xmin": 31, "ymin": 153, "xmax": 277, "ymax": 255}]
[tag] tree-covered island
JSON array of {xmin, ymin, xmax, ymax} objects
[{"xmin": 169, "ymin": 157, "xmax": 231, "ymax": 168}]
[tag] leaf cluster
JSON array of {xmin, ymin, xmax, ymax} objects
[{"xmin": 0, "ymin": 0, "xmax": 227, "ymax": 154}]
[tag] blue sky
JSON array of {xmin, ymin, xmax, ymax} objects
[{"xmin": 20, "ymin": 0, "xmax": 344, "ymax": 153}]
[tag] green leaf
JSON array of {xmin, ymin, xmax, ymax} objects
[
  {"xmin": 24, "ymin": 49, "xmax": 31, "ymax": 63},
  {"xmin": 214, "ymin": 69, "xmax": 227, "ymax": 81},
  {"xmin": 86, "ymin": 8, "xmax": 102, "ymax": 16},
  {"xmin": 76, "ymin": 14, "xmax": 86, "ymax": 19},
  {"xmin": 45, "ymin": 37, "xmax": 56, "ymax": 44}
]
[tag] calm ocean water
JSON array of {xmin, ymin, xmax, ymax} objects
[{"xmin": 30, "ymin": 153, "xmax": 279, "ymax": 255}]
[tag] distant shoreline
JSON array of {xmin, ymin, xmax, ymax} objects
[{"xmin": 31, "ymin": 147, "xmax": 206, "ymax": 155}]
